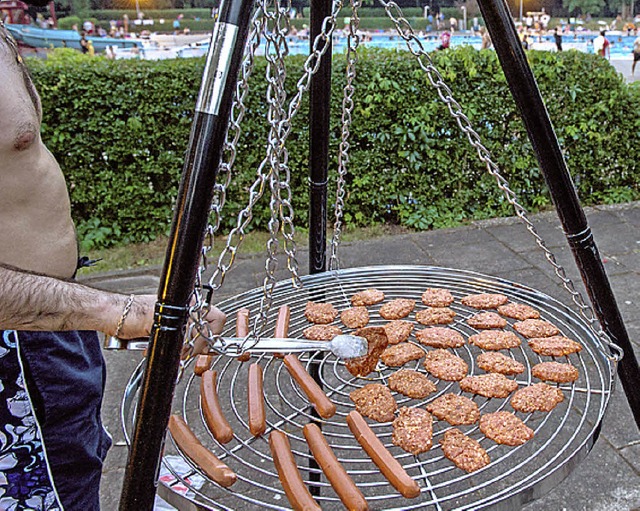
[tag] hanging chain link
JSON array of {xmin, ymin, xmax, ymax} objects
[
  {"xmin": 255, "ymin": 0, "xmax": 294, "ymax": 342},
  {"xmin": 188, "ymin": 0, "xmax": 345, "ymax": 357},
  {"xmin": 186, "ymin": 6, "xmax": 264, "ymax": 359},
  {"xmin": 378, "ymin": 1, "xmax": 621, "ymax": 361},
  {"xmin": 329, "ymin": 1, "xmax": 361, "ymax": 272}
]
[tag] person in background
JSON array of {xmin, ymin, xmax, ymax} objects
[
  {"xmin": 87, "ymin": 39, "xmax": 95, "ymax": 56},
  {"xmin": 437, "ymin": 30, "xmax": 451, "ymax": 50},
  {"xmin": 554, "ymin": 27, "xmax": 563, "ymax": 52},
  {"xmin": 80, "ymin": 31, "xmax": 89, "ymax": 54},
  {"xmin": 633, "ymin": 31, "xmax": 640, "ymax": 76},
  {"xmin": 0, "ymin": 11, "xmax": 225, "ymax": 510},
  {"xmin": 480, "ymin": 26, "xmax": 492, "ymax": 49},
  {"xmin": 593, "ymin": 30, "xmax": 610, "ymax": 58}
]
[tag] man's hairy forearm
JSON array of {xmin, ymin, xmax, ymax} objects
[{"xmin": 0, "ymin": 263, "xmax": 127, "ymax": 334}]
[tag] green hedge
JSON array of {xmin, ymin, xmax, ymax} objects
[{"xmin": 26, "ymin": 47, "xmax": 640, "ymax": 250}]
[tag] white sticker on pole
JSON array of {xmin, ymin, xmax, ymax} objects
[{"xmin": 195, "ymin": 22, "xmax": 239, "ymax": 115}]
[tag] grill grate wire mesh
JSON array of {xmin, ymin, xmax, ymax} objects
[{"xmin": 122, "ymin": 265, "xmax": 614, "ymax": 511}]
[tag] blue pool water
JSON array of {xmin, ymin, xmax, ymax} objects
[{"xmin": 279, "ymin": 32, "xmax": 638, "ymax": 58}]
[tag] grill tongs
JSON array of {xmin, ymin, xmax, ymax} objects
[
  {"xmin": 212, "ymin": 334, "xmax": 368, "ymax": 359},
  {"xmin": 105, "ymin": 334, "xmax": 369, "ymax": 360}
]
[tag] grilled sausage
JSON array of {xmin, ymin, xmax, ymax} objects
[
  {"xmin": 248, "ymin": 363, "xmax": 266, "ymax": 436},
  {"xmin": 283, "ymin": 354, "xmax": 336, "ymax": 419},
  {"xmin": 167, "ymin": 414, "xmax": 236, "ymax": 487},
  {"xmin": 303, "ymin": 423, "xmax": 368, "ymax": 511},
  {"xmin": 194, "ymin": 354, "xmax": 214, "ymax": 376},
  {"xmin": 346, "ymin": 410, "xmax": 421, "ymax": 499},
  {"xmin": 272, "ymin": 304, "xmax": 291, "ymax": 358},
  {"xmin": 269, "ymin": 430, "xmax": 321, "ymax": 511},
  {"xmin": 236, "ymin": 308, "xmax": 252, "ymax": 362},
  {"xmin": 200, "ymin": 370, "xmax": 233, "ymax": 444}
]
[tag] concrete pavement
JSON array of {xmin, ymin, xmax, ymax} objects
[{"xmin": 83, "ymin": 201, "xmax": 640, "ymax": 511}]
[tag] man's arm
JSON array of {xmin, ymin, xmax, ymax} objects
[{"xmin": 0, "ymin": 263, "xmax": 225, "ymax": 341}]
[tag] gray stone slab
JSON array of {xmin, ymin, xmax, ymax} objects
[
  {"xmin": 590, "ymin": 223, "xmax": 640, "ymax": 256},
  {"xmin": 608, "ymin": 273, "xmax": 640, "ymax": 313},
  {"xmin": 599, "ymin": 380, "xmax": 640, "ymax": 450},
  {"xmin": 619, "ymin": 443, "xmax": 640, "ymax": 474},
  {"xmin": 337, "ymin": 236, "xmax": 435, "ymax": 267},
  {"xmin": 414, "ymin": 236, "xmax": 532, "ymax": 275},
  {"xmin": 99, "ymin": 464, "xmax": 126, "ymax": 511},
  {"xmin": 481, "ymin": 220, "xmax": 567, "ymax": 254},
  {"xmin": 608, "ymin": 250, "xmax": 640, "ymax": 274},
  {"xmin": 522, "ymin": 437, "xmax": 640, "ymax": 511},
  {"xmin": 615, "ymin": 203, "xmax": 640, "ymax": 229}
]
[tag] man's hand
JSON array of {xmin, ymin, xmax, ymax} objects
[{"xmin": 114, "ymin": 294, "xmax": 226, "ymax": 354}]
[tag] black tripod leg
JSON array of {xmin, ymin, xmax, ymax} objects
[
  {"xmin": 477, "ymin": 0, "xmax": 640, "ymax": 430},
  {"xmin": 118, "ymin": 2, "xmax": 255, "ymax": 509}
]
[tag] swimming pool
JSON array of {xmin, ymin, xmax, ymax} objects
[{"xmin": 278, "ymin": 32, "xmax": 638, "ymax": 59}]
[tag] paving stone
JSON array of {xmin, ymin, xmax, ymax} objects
[
  {"xmin": 619, "ymin": 443, "xmax": 640, "ymax": 474},
  {"xmin": 482, "ymin": 220, "xmax": 566, "ymax": 254},
  {"xmin": 522, "ymin": 437, "xmax": 640, "ymax": 511},
  {"xmin": 338, "ymin": 235, "xmax": 434, "ymax": 267},
  {"xmin": 599, "ymin": 378, "xmax": 640, "ymax": 450}
]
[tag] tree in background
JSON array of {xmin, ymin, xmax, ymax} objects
[{"xmin": 563, "ymin": 0, "xmax": 605, "ymax": 15}]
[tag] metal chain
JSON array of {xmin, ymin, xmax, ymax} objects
[
  {"xmin": 205, "ymin": 8, "xmax": 265, "ymax": 292},
  {"xmin": 255, "ymin": 0, "xmax": 293, "ymax": 342},
  {"xmin": 205, "ymin": 6, "xmax": 264, "ymax": 264},
  {"xmin": 379, "ymin": 1, "xmax": 621, "ymax": 361},
  {"xmin": 189, "ymin": 0, "xmax": 345, "ymax": 356},
  {"xmin": 186, "ymin": 6, "xmax": 264, "ymax": 359},
  {"xmin": 329, "ymin": 1, "xmax": 361, "ymax": 272}
]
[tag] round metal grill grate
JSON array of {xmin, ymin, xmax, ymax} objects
[{"xmin": 122, "ymin": 265, "xmax": 614, "ymax": 511}]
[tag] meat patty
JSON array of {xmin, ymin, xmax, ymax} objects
[
  {"xmin": 303, "ymin": 324, "xmax": 343, "ymax": 341},
  {"xmin": 350, "ymin": 383, "xmax": 397, "ymax": 422},
  {"xmin": 426, "ymin": 393, "xmax": 480, "ymax": 425},
  {"xmin": 351, "ymin": 288, "xmax": 385, "ymax": 306},
  {"xmin": 476, "ymin": 352, "xmax": 525, "ymax": 376},
  {"xmin": 513, "ymin": 319, "xmax": 560, "ymax": 338},
  {"xmin": 532, "ymin": 361, "xmax": 579, "ymax": 383},
  {"xmin": 392, "ymin": 407, "xmax": 433, "ymax": 455},
  {"xmin": 388, "ymin": 369, "xmax": 437, "ymax": 399},
  {"xmin": 528, "ymin": 336, "xmax": 583, "ymax": 357},
  {"xmin": 479, "ymin": 411, "xmax": 534, "ymax": 446},
  {"xmin": 461, "ymin": 293, "xmax": 509, "ymax": 309},
  {"xmin": 415, "ymin": 307, "xmax": 456, "ymax": 326},
  {"xmin": 510, "ymin": 382, "xmax": 564, "ymax": 413},
  {"xmin": 304, "ymin": 301, "xmax": 338, "ymax": 324},
  {"xmin": 345, "ymin": 326, "xmax": 389, "ymax": 377},
  {"xmin": 468, "ymin": 330, "xmax": 521, "ymax": 351},
  {"xmin": 459, "ymin": 373, "xmax": 519, "ymax": 399},
  {"xmin": 421, "ymin": 288, "xmax": 455, "ymax": 307},
  {"xmin": 340, "ymin": 306, "xmax": 370, "ymax": 329},
  {"xmin": 467, "ymin": 312, "xmax": 507, "ymax": 330},
  {"xmin": 415, "ymin": 327, "xmax": 465, "ymax": 349},
  {"xmin": 497, "ymin": 302, "xmax": 540, "ymax": 321},
  {"xmin": 383, "ymin": 320, "xmax": 414, "ymax": 345},
  {"xmin": 441, "ymin": 429, "xmax": 490, "ymax": 473},
  {"xmin": 423, "ymin": 349, "xmax": 468, "ymax": 381},
  {"xmin": 379, "ymin": 298, "xmax": 416, "ymax": 320},
  {"xmin": 380, "ymin": 343, "xmax": 425, "ymax": 367}
]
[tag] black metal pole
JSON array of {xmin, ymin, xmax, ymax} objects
[
  {"xmin": 309, "ymin": 0, "xmax": 332, "ymax": 276},
  {"xmin": 308, "ymin": 0, "xmax": 333, "ymax": 497},
  {"xmin": 477, "ymin": 0, "xmax": 640, "ymax": 430},
  {"xmin": 118, "ymin": 3, "xmax": 254, "ymax": 510}
]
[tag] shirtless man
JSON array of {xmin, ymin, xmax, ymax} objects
[{"xmin": 0, "ymin": 14, "xmax": 225, "ymax": 510}]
